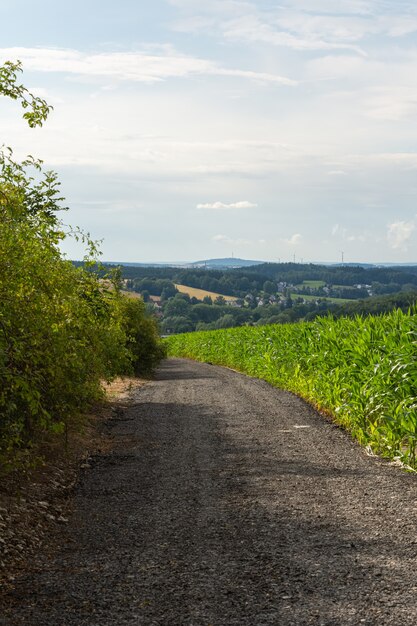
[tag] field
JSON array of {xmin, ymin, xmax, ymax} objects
[
  {"xmin": 166, "ymin": 309, "xmax": 417, "ymax": 469},
  {"xmin": 121, "ymin": 289, "xmax": 142, "ymax": 300},
  {"xmin": 175, "ymin": 284, "xmax": 238, "ymax": 303},
  {"xmin": 293, "ymin": 293, "xmax": 354, "ymax": 303},
  {"xmin": 296, "ymin": 280, "xmax": 326, "ymax": 288}
]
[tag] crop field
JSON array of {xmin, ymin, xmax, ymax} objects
[
  {"xmin": 296, "ymin": 280, "xmax": 326, "ymax": 288},
  {"xmin": 293, "ymin": 293, "xmax": 354, "ymax": 303},
  {"xmin": 166, "ymin": 308, "xmax": 417, "ymax": 469},
  {"xmin": 175, "ymin": 284, "xmax": 238, "ymax": 302}
]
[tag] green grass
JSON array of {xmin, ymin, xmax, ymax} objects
[
  {"xmin": 297, "ymin": 280, "xmax": 326, "ymax": 288},
  {"xmin": 165, "ymin": 309, "xmax": 417, "ymax": 469},
  {"xmin": 292, "ymin": 293, "xmax": 354, "ymax": 303},
  {"xmin": 332, "ymin": 284, "xmax": 360, "ymax": 290}
]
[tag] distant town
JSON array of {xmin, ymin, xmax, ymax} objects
[{"xmin": 99, "ymin": 258, "xmax": 417, "ymax": 334}]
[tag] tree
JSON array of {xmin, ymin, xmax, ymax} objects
[
  {"xmin": 215, "ymin": 314, "xmax": 236, "ymax": 329},
  {"xmin": 263, "ymin": 280, "xmax": 276, "ymax": 295},
  {"xmin": 163, "ymin": 294, "xmax": 191, "ymax": 317},
  {"xmin": 160, "ymin": 282, "xmax": 177, "ymax": 300},
  {"xmin": 214, "ymin": 295, "xmax": 227, "ymax": 306},
  {"xmin": 162, "ymin": 316, "xmax": 194, "ymax": 334},
  {"xmin": 0, "ymin": 60, "xmax": 52, "ymax": 127},
  {"xmin": 0, "ymin": 60, "xmax": 164, "ymax": 468}
]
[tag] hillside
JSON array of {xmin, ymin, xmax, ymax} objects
[{"xmin": 189, "ymin": 257, "xmax": 264, "ymax": 269}]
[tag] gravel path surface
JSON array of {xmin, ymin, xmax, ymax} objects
[{"xmin": 2, "ymin": 358, "xmax": 417, "ymax": 625}]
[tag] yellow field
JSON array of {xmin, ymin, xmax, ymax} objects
[{"xmin": 175, "ymin": 284, "xmax": 237, "ymax": 302}]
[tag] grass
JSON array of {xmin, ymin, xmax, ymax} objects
[
  {"xmin": 121, "ymin": 289, "xmax": 142, "ymax": 300},
  {"xmin": 175, "ymin": 284, "xmax": 238, "ymax": 302},
  {"xmin": 296, "ymin": 280, "xmax": 326, "ymax": 288},
  {"xmin": 165, "ymin": 308, "xmax": 417, "ymax": 469},
  {"xmin": 292, "ymin": 293, "xmax": 354, "ymax": 303}
]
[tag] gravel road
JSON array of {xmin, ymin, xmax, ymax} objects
[{"xmin": 2, "ymin": 358, "xmax": 417, "ymax": 625}]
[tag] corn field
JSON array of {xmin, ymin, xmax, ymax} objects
[{"xmin": 165, "ymin": 308, "xmax": 417, "ymax": 469}]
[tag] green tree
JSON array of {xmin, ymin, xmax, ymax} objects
[
  {"xmin": 215, "ymin": 314, "xmax": 236, "ymax": 329},
  {"xmin": 263, "ymin": 280, "xmax": 276, "ymax": 295},
  {"xmin": 0, "ymin": 60, "xmax": 52, "ymax": 127},
  {"xmin": 163, "ymin": 294, "xmax": 191, "ymax": 317},
  {"xmin": 0, "ymin": 61, "xmax": 164, "ymax": 469},
  {"xmin": 162, "ymin": 316, "xmax": 194, "ymax": 334},
  {"xmin": 214, "ymin": 295, "xmax": 227, "ymax": 306}
]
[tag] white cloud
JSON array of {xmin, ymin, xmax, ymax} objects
[
  {"xmin": 212, "ymin": 234, "xmax": 251, "ymax": 246},
  {"xmin": 363, "ymin": 86, "xmax": 417, "ymax": 121},
  {"xmin": 387, "ymin": 220, "xmax": 415, "ymax": 250},
  {"xmin": 170, "ymin": 16, "xmax": 216, "ymax": 33},
  {"xmin": 282, "ymin": 233, "xmax": 302, "ymax": 246},
  {"xmin": 286, "ymin": 0, "xmax": 375, "ymax": 14},
  {"xmin": 197, "ymin": 200, "xmax": 257, "ymax": 210},
  {"xmin": 0, "ymin": 47, "xmax": 296, "ymax": 86},
  {"xmin": 222, "ymin": 15, "xmax": 365, "ymax": 54},
  {"xmin": 331, "ymin": 224, "xmax": 367, "ymax": 243},
  {"xmin": 169, "ymin": 1, "xmax": 417, "ymax": 62},
  {"xmin": 167, "ymin": 0, "xmax": 252, "ymax": 17}
]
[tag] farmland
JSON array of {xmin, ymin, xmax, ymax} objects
[
  {"xmin": 296, "ymin": 280, "xmax": 326, "ymax": 288},
  {"xmin": 166, "ymin": 308, "xmax": 417, "ymax": 469},
  {"xmin": 293, "ymin": 293, "xmax": 354, "ymax": 304},
  {"xmin": 115, "ymin": 261, "xmax": 417, "ymax": 334},
  {"xmin": 174, "ymin": 283, "xmax": 238, "ymax": 303}
]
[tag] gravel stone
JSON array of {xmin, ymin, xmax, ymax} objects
[{"xmin": 2, "ymin": 358, "xmax": 417, "ymax": 625}]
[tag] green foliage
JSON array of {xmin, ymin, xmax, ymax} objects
[
  {"xmin": 0, "ymin": 60, "xmax": 52, "ymax": 127},
  {"xmin": 162, "ymin": 315, "xmax": 194, "ymax": 334},
  {"xmin": 120, "ymin": 297, "xmax": 166, "ymax": 377},
  {"xmin": 0, "ymin": 170, "xmax": 135, "ymax": 462},
  {"xmin": 166, "ymin": 309, "xmax": 417, "ymax": 469},
  {"xmin": 0, "ymin": 61, "xmax": 165, "ymax": 470}
]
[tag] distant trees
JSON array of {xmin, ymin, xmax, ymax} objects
[
  {"xmin": 215, "ymin": 314, "xmax": 235, "ymax": 329},
  {"xmin": 263, "ymin": 280, "xmax": 276, "ymax": 295},
  {"xmin": 116, "ymin": 262, "xmax": 417, "ymax": 303},
  {"xmin": 133, "ymin": 278, "xmax": 177, "ymax": 298},
  {"xmin": 163, "ymin": 294, "xmax": 191, "ymax": 317},
  {"xmin": 162, "ymin": 316, "xmax": 194, "ymax": 334}
]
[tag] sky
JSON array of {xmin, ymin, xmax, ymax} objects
[{"xmin": 1, "ymin": 0, "xmax": 417, "ymax": 264}]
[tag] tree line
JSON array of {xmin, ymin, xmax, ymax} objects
[{"xmin": 116, "ymin": 262, "xmax": 417, "ymax": 300}]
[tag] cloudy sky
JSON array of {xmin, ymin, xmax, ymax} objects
[{"xmin": 1, "ymin": 0, "xmax": 417, "ymax": 263}]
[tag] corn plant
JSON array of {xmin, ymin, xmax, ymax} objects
[{"xmin": 165, "ymin": 308, "xmax": 417, "ymax": 469}]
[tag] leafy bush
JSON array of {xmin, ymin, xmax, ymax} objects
[
  {"xmin": 120, "ymin": 297, "xmax": 166, "ymax": 377},
  {"xmin": 0, "ymin": 61, "xmax": 165, "ymax": 469}
]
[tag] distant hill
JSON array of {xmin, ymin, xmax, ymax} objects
[
  {"xmin": 93, "ymin": 259, "xmax": 417, "ymax": 271},
  {"xmin": 103, "ymin": 261, "xmax": 177, "ymax": 268},
  {"xmin": 101, "ymin": 257, "xmax": 265, "ymax": 269},
  {"xmin": 189, "ymin": 257, "xmax": 264, "ymax": 269}
]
